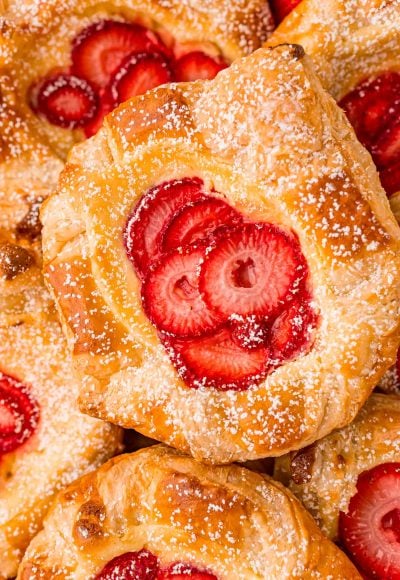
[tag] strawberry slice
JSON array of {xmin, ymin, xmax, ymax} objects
[
  {"xmin": 269, "ymin": 0, "xmax": 302, "ymax": 23},
  {"xmin": 162, "ymin": 198, "xmax": 243, "ymax": 252},
  {"xmin": 339, "ymin": 463, "xmax": 400, "ymax": 579},
  {"xmin": 95, "ymin": 550, "xmax": 159, "ymax": 580},
  {"xmin": 199, "ymin": 223, "xmax": 307, "ymax": 320},
  {"xmin": 158, "ymin": 567, "xmax": 217, "ymax": 579},
  {"xmin": 84, "ymin": 86, "xmax": 114, "ymax": 137},
  {"xmin": 164, "ymin": 326, "xmax": 270, "ymax": 390},
  {"xmin": 124, "ymin": 178, "xmax": 206, "ymax": 279},
  {"xmin": 270, "ymin": 297, "xmax": 317, "ymax": 361},
  {"xmin": 142, "ymin": 246, "xmax": 223, "ymax": 337},
  {"xmin": 34, "ymin": 73, "xmax": 98, "ymax": 129},
  {"xmin": 111, "ymin": 52, "xmax": 173, "ymax": 105},
  {"xmin": 372, "ymin": 120, "xmax": 400, "ymax": 169},
  {"xmin": 380, "ymin": 161, "xmax": 400, "ymax": 197},
  {"xmin": 0, "ymin": 373, "xmax": 40, "ymax": 456},
  {"xmin": 174, "ymin": 51, "xmax": 228, "ymax": 82},
  {"xmin": 230, "ymin": 316, "xmax": 270, "ymax": 351},
  {"xmin": 71, "ymin": 20, "xmax": 168, "ymax": 89}
]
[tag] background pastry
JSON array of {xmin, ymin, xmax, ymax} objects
[
  {"xmin": 18, "ymin": 445, "xmax": 361, "ymax": 579},
  {"xmin": 1, "ymin": 0, "xmax": 273, "ymax": 159},
  {"xmin": 0, "ymin": 96, "xmax": 122, "ymax": 578},
  {"xmin": 41, "ymin": 44, "xmax": 400, "ymax": 463},
  {"xmin": 274, "ymin": 393, "xmax": 400, "ymax": 578}
]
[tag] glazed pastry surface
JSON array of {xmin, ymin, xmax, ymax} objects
[
  {"xmin": 274, "ymin": 393, "xmax": 400, "ymax": 540},
  {"xmin": 18, "ymin": 445, "xmax": 361, "ymax": 579},
  {"xmin": 41, "ymin": 44, "xmax": 400, "ymax": 463},
  {"xmin": 0, "ymin": 95, "xmax": 122, "ymax": 579},
  {"xmin": 1, "ymin": 0, "xmax": 272, "ymax": 159}
]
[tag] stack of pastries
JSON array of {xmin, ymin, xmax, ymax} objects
[{"xmin": 1, "ymin": 0, "xmax": 400, "ymax": 578}]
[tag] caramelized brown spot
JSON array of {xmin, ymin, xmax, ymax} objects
[
  {"xmin": 290, "ymin": 444, "xmax": 316, "ymax": 485},
  {"xmin": 73, "ymin": 500, "xmax": 106, "ymax": 544},
  {"xmin": 0, "ymin": 243, "xmax": 34, "ymax": 280},
  {"xmin": 16, "ymin": 197, "xmax": 44, "ymax": 241},
  {"xmin": 273, "ymin": 43, "xmax": 305, "ymax": 60}
]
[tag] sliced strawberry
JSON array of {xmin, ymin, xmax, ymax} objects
[
  {"xmin": 142, "ymin": 245, "xmax": 223, "ymax": 337},
  {"xmin": 230, "ymin": 316, "xmax": 270, "ymax": 351},
  {"xmin": 124, "ymin": 178, "xmax": 206, "ymax": 279},
  {"xmin": 174, "ymin": 51, "xmax": 228, "ymax": 82},
  {"xmin": 270, "ymin": 297, "xmax": 317, "ymax": 362},
  {"xmin": 95, "ymin": 550, "xmax": 159, "ymax": 580},
  {"xmin": 339, "ymin": 463, "xmax": 400, "ymax": 579},
  {"xmin": 162, "ymin": 198, "xmax": 243, "ymax": 252},
  {"xmin": 111, "ymin": 52, "xmax": 173, "ymax": 105},
  {"xmin": 34, "ymin": 73, "xmax": 98, "ymax": 129},
  {"xmin": 164, "ymin": 326, "xmax": 270, "ymax": 390},
  {"xmin": 71, "ymin": 20, "xmax": 168, "ymax": 89},
  {"xmin": 0, "ymin": 373, "xmax": 40, "ymax": 456},
  {"xmin": 269, "ymin": 0, "xmax": 302, "ymax": 23},
  {"xmin": 372, "ymin": 120, "xmax": 400, "ymax": 169},
  {"xmin": 380, "ymin": 161, "xmax": 400, "ymax": 197},
  {"xmin": 340, "ymin": 73, "xmax": 400, "ymax": 148},
  {"xmin": 199, "ymin": 223, "xmax": 307, "ymax": 320},
  {"xmin": 158, "ymin": 566, "xmax": 217, "ymax": 580},
  {"xmin": 84, "ymin": 86, "xmax": 114, "ymax": 137}
]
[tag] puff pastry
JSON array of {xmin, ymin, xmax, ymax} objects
[
  {"xmin": 0, "ymin": 97, "xmax": 122, "ymax": 578},
  {"xmin": 18, "ymin": 444, "xmax": 361, "ymax": 579},
  {"xmin": 1, "ymin": 0, "xmax": 272, "ymax": 160},
  {"xmin": 274, "ymin": 393, "xmax": 400, "ymax": 578},
  {"xmin": 41, "ymin": 44, "xmax": 400, "ymax": 464}
]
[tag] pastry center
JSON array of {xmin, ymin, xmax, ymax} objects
[
  {"xmin": 29, "ymin": 19, "xmax": 228, "ymax": 137},
  {"xmin": 124, "ymin": 178, "xmax": 318, "ymax": 391}
]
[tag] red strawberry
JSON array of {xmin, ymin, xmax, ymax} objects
[
  {"xmin": 95, "ymin": 550, "xmax": 159, "ymax": 580},
  {"xmin": 33, "ymin": 73, "xmax": 98, "ymax": 129},
  {"xmin": 339, "ymin": 463, "xmax": 400, "ymax": 579},
  {"xmin": 162, "ymin": 198, "xmax": 243, "ymax": 252},
  {"xmin": 175, "ymin": 51, "xmax": 228, "ymax": 82},
  {"xmin": 158, "ymin": 570, "xmax": 217, "ymax": 579},
  {"xmin": 269, "ymin": 0, "xmax": 302, "ymax": 23},
  {"xmin": 142, "ymin": 245, "xmax": 223, "ymax": 337},
  {"xmin": 84, "ymin": 86, "xmax": 114, "ymax": 137},
  {"xmin": 380, "ymin": 162, "xmax": 400, "ymax": 197},
  {"xmin": 200, "ymin": 223, "xmax": 307, "ymax": 320},
  {"xmin": 270, "ymin": 297, "xmax": 317, "ymax": 361},
  {"xmin": 0, "ymin": 373, "xmax": 40, "ymax": 456},
  {"xmin": 71, "ymin": 20, "xmax": 168, "ymax": 89},
  {"xmin": 111, "ymin": 52, "xmax": 173, "ymax": 105},
  {"xmin": 340, "ymin": 73, "xmax": 400, "ymax": 148},
  {"xmin": 230, "ymin": 316, "xmax": 270, "ymax": 350},
  {"xmin": 372, "ymin": 120, "xmax": 400, "ymax": 169},
  {"xmin": 164, "ymin": 326, "xmax": 270, "ymax": 390},
  {"xmin": 124, "ymin": 178, "xmax": 206, "ymax": 279}
]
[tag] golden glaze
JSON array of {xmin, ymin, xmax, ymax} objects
[
  {"xmin": 275, "ymin": 393, "xmax": 400, "ymax": 540},
  {"xmin": 18, "ymin": 445, "xmax": 361, "ymax": 579},
  {"xmin": 1, "ymin": 0, "xmax": 272, "ymax": 159},
  {"xmin": 42, "ymin": 45, "xmax": 400, "ymax": 463}
]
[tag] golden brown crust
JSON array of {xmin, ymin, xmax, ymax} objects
[
  {"xmin": 18, "ymin": 445, "xmax": 361, "ymax": 579},
  {"xmin": 0, "ymin": 88, "xmax": 122, "ymax": 580},
  {"xmin": 274, "ymin": 393, "xmax": 400, "ymax": 540},
  {"xmin": 1, "ymin": 0, "xmax": 272, "ymax": 159},
  {"xmin": 41, "ymin": 45, "xmax": 400, "ymax": 463}
]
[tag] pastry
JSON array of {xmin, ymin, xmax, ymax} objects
[
  {"xmin": 18, "ymin": 445, "xmax": 361, "ymax": 579},
  {"xmin": 274, "ymin": 393, "xmax": 400, "ymax": 578},
  {"xmin": 1, "ymin": 0, "xmax": 273, "ymax": 159},
  {"xmin": 41, "ymin": 43, "xmax": 400, "ymax": 464},
  {"xmin": 268, "ymin": 0, "xmax": 400, "ymax": 201},
  {"xmin": 0, "ymin": 94, "xmax": 122, "ymax": 578}
]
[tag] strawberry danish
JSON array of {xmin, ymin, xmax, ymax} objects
[
  {"xmin": 18, "ymin": 445, "xmax": 361, "ymax": 579},
  {"xmin": 1, "ymin": 0, "xmax": 273, "ymax": 159},
  {"xmin": 41, "ymin": 44, "xmax": 400, "ymax": 463},
  {"xmin": 275, "ymin": 394, "xmax": 400, "ymax": 579},
  {"xmin": 0, "ymin": 98, "xmax": 122, "ymax": 578}
]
